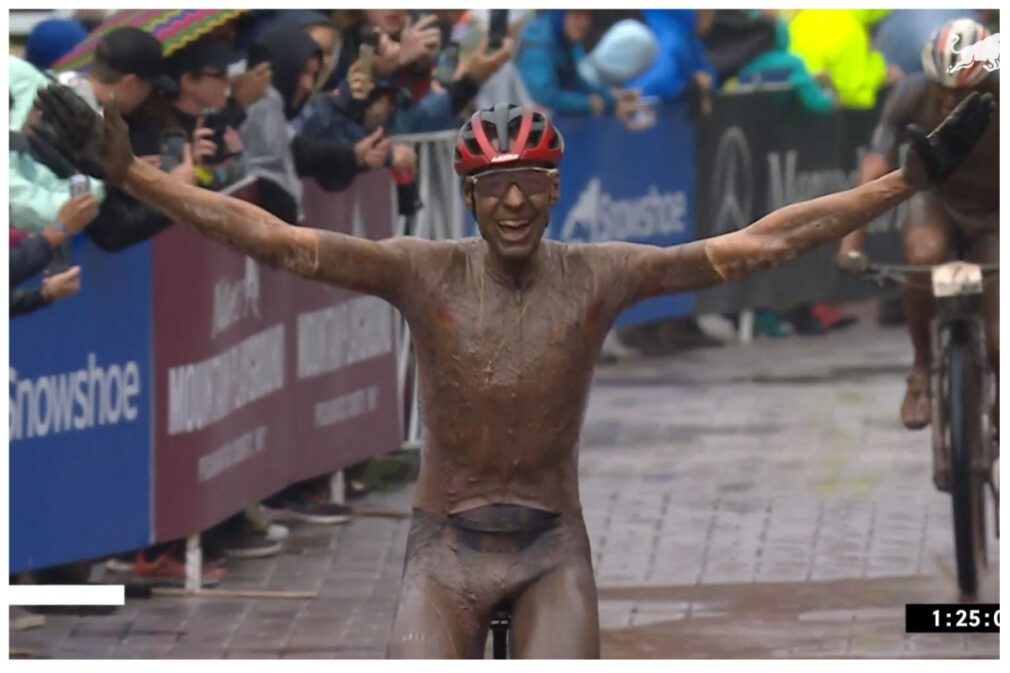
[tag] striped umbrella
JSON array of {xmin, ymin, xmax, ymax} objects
[{"xmin": 53, "ymin": 9, "xmax": 248, "ymax": 72}]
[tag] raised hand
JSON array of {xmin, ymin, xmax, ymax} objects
[
  {"xmin": 347, "ymin": 59, "xmax": 376, "ymax": 101},
  {"xmin": 903, "ymin": 91, "xmax": 995, "ymax": 187},
  {"xmin": 56, "ymin": 193, "xmax": 100, "ymax": 235},
  {"xmin": 398, "ymin": 14, "xmax": 442, "ymax": 67},
  {"xmin": 232, "ymin": 62, "xmax": 273, "ymax": 108},
  {"xmin": 354, "ymin": 126, "xmax": 388, "ymax": 168},
  {"xmin": 41, "ymin": 266, "xmax": 82, "ymax": 303},
  {"xmin": 462, "ymin": 37, "xmax": 514, "ymax": 84},
  {"xmin": 34, "ymin": 84, "xmax": 134, "ymax": 186},
  {"xmin": 191, "ymin": 123, "xmax": 218, "ymax": 166},
  {"xmin": 390, "ymin": 143, "xmax": 417, "ymax": 176},
  {"xmin": 168, "ymin": 143, "xmax": 196, "ymax": 185}
]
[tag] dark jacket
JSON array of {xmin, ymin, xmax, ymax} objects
[
  {"xmin": 242, "ymin": 23, "xmax": 360, "ymax": 219},
  {"xmin": 702, "ymin": 10, "xmax": 777, "ymax": 83},
  {"xmin": 10, "ymin": 233, "xmax": 55, "ymax": 317},
  {"xmin": 85, "ymin": 112, "xmax": 174, "ymax": 252},
  {"xmin": 10, "ymin": 233, "xmax": 54, "ymax": 287}
]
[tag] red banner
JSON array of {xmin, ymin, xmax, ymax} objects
[{"xmin": 151, "ymin": 175, "xmax": 401, "ymax": 541}]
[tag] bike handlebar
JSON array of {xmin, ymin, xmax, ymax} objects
[{"xmin": 838, "ymin": 252, "xmax": 999, "ymax": 288}]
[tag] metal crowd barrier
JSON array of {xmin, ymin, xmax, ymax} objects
[{"xmin": 388, "ymin": 130, "xmax": 462, "ymax": 449}]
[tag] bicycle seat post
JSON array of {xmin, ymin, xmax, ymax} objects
[{"xmin": 490, "ymin": 605, "xmax": 510, "ymax": 659}]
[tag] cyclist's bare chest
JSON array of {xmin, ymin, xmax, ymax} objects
[{"xmin": 420, "ymin": 277, "xmax": 607, "ymax": 384}]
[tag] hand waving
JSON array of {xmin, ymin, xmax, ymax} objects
[
  {"xmin": 34, "ymin": 84, "xmax": 135, "ymax": 186},
  {"xmin": 903, "ymin": 91, "xmax": 995, "ymax": 187}
]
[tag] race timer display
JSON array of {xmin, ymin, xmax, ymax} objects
[{"xmin": 906, "ymin": 604, "xmax": 1000, "ymax": 633}]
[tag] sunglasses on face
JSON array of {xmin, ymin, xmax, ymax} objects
[
  {"xmin": 198, "ymin": 69, "xmax": 228, "ymax": 80},
  {"xmin": 468, "ymin": 167, "xmax": 558, "ymax": 199}
]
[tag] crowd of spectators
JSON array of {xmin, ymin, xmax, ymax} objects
[{"xmin": 9, "ymin": 8, "xmax": 1000, "ymax": 581}]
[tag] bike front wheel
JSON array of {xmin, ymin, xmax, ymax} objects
[{"xmin": 947, "ymin": 340, "xmax": 987, "ymax": 596}]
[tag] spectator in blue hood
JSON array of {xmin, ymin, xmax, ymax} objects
[
  {"xmin": 25, "ymin": 18, "xmax": 88, "ymax": 71},
  {"xmin": 517, "ymin": 10, "xmax": 640, "ymax": 119},
  {"xmin": 627, "ymin": 10, "xmax": 718, "ymax": 115}
]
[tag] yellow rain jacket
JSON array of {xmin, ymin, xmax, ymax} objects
[{"xmin": 788, "ymin": 9, "xmax": 892, "ymax": 109}]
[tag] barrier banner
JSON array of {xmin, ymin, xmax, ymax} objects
[
  {"xmin": 152, "ymin": 176, "xmax": 400, "ymax": 541},
  {"xmin": 694, "ymin": 90, "xmax": 904, "ymax": 314},
  {"xmin": 549, "ymin": 102, "xmax": 698, "ymax": 326},
  {"xmin": 10, "ymin": 239, "xmax": 154, "ymax": 573}
]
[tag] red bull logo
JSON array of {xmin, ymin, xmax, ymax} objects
[{"xmin": 949, "ymin": 33, "xmax": 1001, "ymax": 74}]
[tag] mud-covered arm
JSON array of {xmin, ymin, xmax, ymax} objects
[
  {"xmin": 837, "ymin": 77, "xmax": 926, "ymax": 257},
  {"xmin": 120, "ymin": 158, "xmax": 408, "ymax": 298},
  {"xmin": 624, "ymin": 90, "xmax": 995, "ymax": 299},
  {"xmin": 33, "ymin": 84, "xmax": 411, "ymax": 301},
  {"xmin": 622, "ymin": 170, "xmax": 916, "ymax": 302}
]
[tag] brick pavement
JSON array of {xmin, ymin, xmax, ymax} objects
[{"xmin": 10, "ymin": 319, "xmax": 998, "ymax": 658}]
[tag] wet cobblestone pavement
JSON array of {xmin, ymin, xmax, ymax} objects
[{"xmin": 11, "ymin": 318, "xmax": 999, "ymax": 658}]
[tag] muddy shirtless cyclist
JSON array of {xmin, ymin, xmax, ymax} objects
[
  {"xmin": 34, "ymin": 81, "xmax": 992, "ymax": 658},
  {"xmin": 839, "ymin": 18, "xmax": 999, "ymax": 431}
]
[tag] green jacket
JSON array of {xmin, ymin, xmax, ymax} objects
[
  {"xmin": 9, "ymin": 55, "xmax": 105, "ymax": 232},
  {"xmin": 739, "ymin": 18, "xmax": 836, "ymax": 114}
]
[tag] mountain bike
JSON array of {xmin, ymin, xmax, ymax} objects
[{"xmin": 843, "ymin": 244, "xmax": 998, "ymax": 595}]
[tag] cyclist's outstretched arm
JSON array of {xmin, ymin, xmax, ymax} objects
[
  {"xmin": 841, "ymin": 74, "xmax": 928, "ymax": 256},
  {"xmin": 623, "ymin": 91, "xmax": 994, "ymax": 301},
  {"xmin": 623, "ymin": 169, "xmax": 917, "ymax": 300},
  {"xmin": 33, "ymin": 84, "xmax": 407, "ymax": 300}
]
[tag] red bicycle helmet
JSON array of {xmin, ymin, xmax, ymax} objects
[{"xmin": 454, "ymin": 103, "xmax": 564, "ymax": 176}]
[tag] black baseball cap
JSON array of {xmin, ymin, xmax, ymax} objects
[
  {"xmin": 167, "ymin": 37, "xmax": 243, "ymax": 79},
  {"xmin": 94, "ymin": 26, "xmax": 177, "ymax": 95}
]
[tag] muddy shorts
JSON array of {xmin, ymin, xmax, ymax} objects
[{"xmin": 387, "ymin": 504, "xmax": 597, "ymax": 657}]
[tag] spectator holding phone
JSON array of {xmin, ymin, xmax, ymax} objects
[
  {"xmin": 298, "ymin": 20, "xmax": 513, "ymax": 140},
  {"xmin": 240, "ymin": 22, "xmax": 390, "ymax": 223},
  {"xmin": 162, "ymin": 37, "xmax": 249, "ymax": 192},
  {"xmin": 10, "ymin": 56, "xmax": 108, "ymax": 234},
  {"xmin": 10, "ymin": 193, "xmax": 98, "ymax": 316},
  {"xmin": 517, "ymin": 10, "xmax": 640, "ymax": 119},
  {"xmin": 41, "ymin": 27, "xmax": 188, "ymax": 252}
]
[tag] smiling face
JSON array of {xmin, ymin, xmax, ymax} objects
[{"xmin": 465, "ymin": 166, "xmax": 560, "ymax": 262}]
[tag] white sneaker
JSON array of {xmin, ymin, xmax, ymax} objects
[
  {"xmin": 696, "ymin": 314, "xmax": 737, "ymax": 343},
  {"xmin": 265, "ymin": 523, "xmax": 289, "ymax": 542}
]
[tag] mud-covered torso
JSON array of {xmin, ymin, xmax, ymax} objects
[{"xmin": 396, "ymin": 239, "xmax": 634, "ymax": 515}]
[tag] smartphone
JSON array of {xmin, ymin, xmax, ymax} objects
[
  {"xmin": 439, "ymin": 19, "xmax": 453, "ymax": 51},
  {"xmin": 201, "ymin": 109, "xmax": 229, "ymax": 164},
  {"xmin": 359, "ymin": 30, "xmax": 379, "ymax": 80},
  {"xmin": 488, "ymin": 10, "xmax": 509, "ymax": 52},
  {"xmin": 160, "ymin": 129, "xmax": 188, "ymax": 172},
  {"xmin": 434, "ymin": 43, "xmax": 460, "ymax": 86},
  {"xmin": 69, "ymin": 174, "xmax": 90, "ymax": 198}
]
